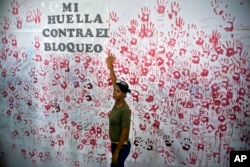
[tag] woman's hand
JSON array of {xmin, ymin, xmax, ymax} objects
[
  {"xmin": 106, "ymin": 53, "xmax": 116, "ymax": 70},
  {"xmin": 112, "ymin": 151, "xmax": 119, "ymax": 165}
]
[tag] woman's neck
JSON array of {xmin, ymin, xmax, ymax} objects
[{"xmin": 115, "ymin": 99, "xmax": 126, "ymax": 108}]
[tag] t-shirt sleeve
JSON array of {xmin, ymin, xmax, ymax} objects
[{"xmin": 121, "ymin": 108, "xmax": 131, "ymax": 128}]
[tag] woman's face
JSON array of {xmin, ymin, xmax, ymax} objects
[{"xmin": 113, "ymin": 85, "xmax": 126, "ymax": 100}]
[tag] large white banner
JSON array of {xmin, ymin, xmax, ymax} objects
[{"xmin": 0, "ymin": 0, "xmax": 250, "ymax": 167}]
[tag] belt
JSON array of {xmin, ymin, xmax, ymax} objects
[{"xmin": 112, "ymin": 140, "xmax": 130, "ymax": 145}]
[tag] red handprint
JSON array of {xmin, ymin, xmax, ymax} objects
[
  {"xmin": 119, "ymin": 25, "xmax": 126, "ymax": 35},
  {"xmin": 32, "ymin": 54, "xmax": 42, "ymax": 66},
  {"xmin": 165, "ymin": 31, "xmax": 178, "ymax": 48},
  {"xmin": 155, "ymin": 0, "xmax": 167, "ymax": 14},
  {"xmin": 168, "ymin": 85, "xmax": 176, "ymax": 97},
  {"xmin": 2, "ymin": 68, "xmax": 7, "ymax": 78},
  {"xmin": 156, "ymin": 56, "xmax": 164, "ymax": 66},
  {"xmin": 237, "ymin": 82, "xmax": 247, "ymax": 97},
  {"xmin": 173, "ymin": 16, "xmax": 185, "ymax": 30},
  {"xmin": 149, "ymin": 73, "xmax": 156, "ymax": 82},
  {"xmin": 210, "ymin": 53, "xmax": 219, "ymax": 62},
  {"xmin": 74, "ymin": 52, "xmax": 82, "ymax": 63},
  {"xmin": 139, "ymin": 121, "xmax": 147, "ymax": 131},
  {"xmin": 239, "ymin": 129, "xmax": 250, "ymax": 143},
  {"xmin": 74, "ymin": 160, "xmax": 80, "ymax": 167},
  {"xmin": 120, "ymin": 45, "xmax": 128, "ymax": 54},
  {"xmin": 142, "ymin": 56, "xmax": 153, "ymax": 67},
  {"xmin": 180, "ymin": 98, "xmax": 194, "ymax": 108},
  {"xmin": 190, "ymin": 50, "xmax": 201, "ymax": 64},
  {"xmin": 140, "ymin": 83, "xmax": 148, "ymax": 91},
  {"xmin": 127, "ymin": 19, "xmax": 138, "ymax": 34},
  {"xmin": 146, "ymin": 90, "xmax": 154, "ymax": 103},
  {"xmin": 11, "ymin": 130, "xmax": 19, "ymax": 140},
  {"xmin": 148, "ymin": 43, "xmax": 157, "ymax": 57},
  {"xmin": 48, "ymin": 122, "xmax": 55, "ymax": 133},
  {"xmin": 21, "ymin": 149, "xmax": 27, "ymax": 159},
  {"xmin": 132, "ymin": 147, "xmax": 142, "ymax": 161},
  {"xmin": 158, "ymin": 44, "xmax": 165, "ymax": 54},
  {"xmin": 218, "ymin": 114, "xmax": 226, "ymax": 122},
  {"xmin": 106, "ymin": 33, "xmax": 117, "ymax": 48},
  {"xmin": 200, "ymin": 62, "xmax": 210, "ymax": 77},
  {"xmin": 45, "ymin": 152, "xmax": 52, "ymax": 161},
  {"xmin": 105, "ymin": 41, "xmax": 112, "ymax": 55},
  {"xmin": 60, "ymin": 77, "xmax": 68, "ymax": 89},
  {"xmin": 209, "ymin": 30, "xmax": 221, "ymax": 46},
  {"xmin": 26, "ymin": 10, "xmax": 34, "ymax": 22},
  {"xmin": 34, "ymin": 8, "xmax": 42, "ymax": 24},
  {"xmin": 131, "ymin": 90, "xmax": 139, "ymax": 102},
  {"xmin": 195, "ymin": 30, "xmax": 207, "ymax": 46},
  {"xmin": 16, "ymin": 16, "xmax": 22, "ymax": 29},
  {"xmin": 9, "ymin": 34, "xmax": 17, "ymax": 47},
  {"xmin": 130, "ymin": 37, "xmax": 137, "ymax": 45},
  {"xmin": 138, "ymin": 22, "xmax": 155, "ymax": 38},
  {"xmin": 138, "ymin": 7, "xmax": 150, "ymax": 22},
  {"xmin": 1, "ymin": 32, "xmax": 8, "ymax": 45},
  {"xmin": 167, "ymin": 2, "xmax": 180, "ymax": 19},
  {"xmin": 129, "ymin": 72, "xmax": 139, "ymax": 85},
  {"xmin": 223, "ymin": 41, "xmax": 236, "ymax": 57},
  {"xmin": 193, "ymin": 142, "xmax": 205, "ymax": 150},
  {"xmin": 56, "ymin": 134, "xmax": 64, "ymax": 146},
  {"xmin": 179, "ymin": 41, "xmax": 188, "ymax": 56},
  {"xmin": 235, "ymin": 118, "xmax": 247, "ymax": 129},
  {"xmin": 146, "ymin": 22, "xmax": 155, "ymax": 37},
  {"xmin": 202, "ymin": 43, "xmax": 211, "ymax": 56},
  {"xmin": 140, "ymin": 112, "xmax": 151, "ymax": 126},
  {"xmin": 29, "ymin": 149, "xmax": 37, "ymax": 158},
  {"xmin": 181, "ymin": 62, "xmax": 191, "ymax": 77},
  {"xmin": 38, "ymin": 152, "xmax": 44, "ymax": 162},
  {"xmin": 188, "ymin": 23, "xmax": 197, "ymax": 33},
  {"xmin": 139, "ymin": 66, "xmax": 149, "ymax": 76},
  {"xmin": 213, "ymin": 41, "xmax": 224, "ymax": 55},
  {"xmin": 163, "ymin": 150, "xmax": 175, "ymax": 164},
  {"xmin": 186, "ymin": 152, "xmax": 198, "ymax": 165},
  {"xmin": 34, "ymin": 36, "xmax": 41, "ymax": 49},
  {"xmin": 222, "ymin": 13, "xmax": 235, "ymax": 32},
  {"xmin": 8, "ymin": 82, "xmax": 16, "ymax": 91},
  {"xmin": 110, "ymin": 11, "xmax": 119, "ymax": 22},
  {"xmin": 138, "ymin": 24, "xmax": 146, "ymax": 38},
  {"xmin": 11, "ymin": 0, "xmax": 20, "ymax": 15},
  {"xmin": 236, "ymin": 39, "xmax": 243, "ymax": 56},
  {"xmin": 90, "ymin": 138, "xmax": 98, "ymax": 148},
  {"xmin": 2, "ymin": 17, "xmax": 11, "ymax": 30},
  {"xmin": 211, "ymin": 0, "xmax": 228, "ymax": 15}
]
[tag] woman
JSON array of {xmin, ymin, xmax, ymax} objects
[{"xmin": 106, "ymin": 53, "xmax": 131, "ymax": 167}]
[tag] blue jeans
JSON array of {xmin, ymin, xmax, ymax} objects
[{"xmin": 111, "ymin": 141, "xmax": 131, "ymax": 167}]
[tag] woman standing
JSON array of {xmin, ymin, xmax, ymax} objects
[{"xmin": 106, "ymin": 53, "xmax": 131, "ymax": 167}]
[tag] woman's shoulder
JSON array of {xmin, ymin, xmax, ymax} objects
[
  {"xmin": 123, "ymin": 103, "xmax": 130, "ymax": 109},
  {"xmin": 122, "ymin": 103, "xmax": 131, "ymax": 114}
]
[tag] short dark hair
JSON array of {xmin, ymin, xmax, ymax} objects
[{"xmin": 116, "ymin": 81, "xmax": 131, "ymax": 93}]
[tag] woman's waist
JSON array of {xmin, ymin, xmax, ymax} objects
[{"xmin": 111, "ymin": 139, "xmax": 130, "ymax": 145}]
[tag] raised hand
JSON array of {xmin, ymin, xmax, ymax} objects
[{"xmin": 106, "ymin": 53, "xmax": 116, "ymax": 70}]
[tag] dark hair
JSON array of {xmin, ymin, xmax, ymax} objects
[{"xmin": 116, "ymin": 81, "xmax": 131, "ymax": 93}]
